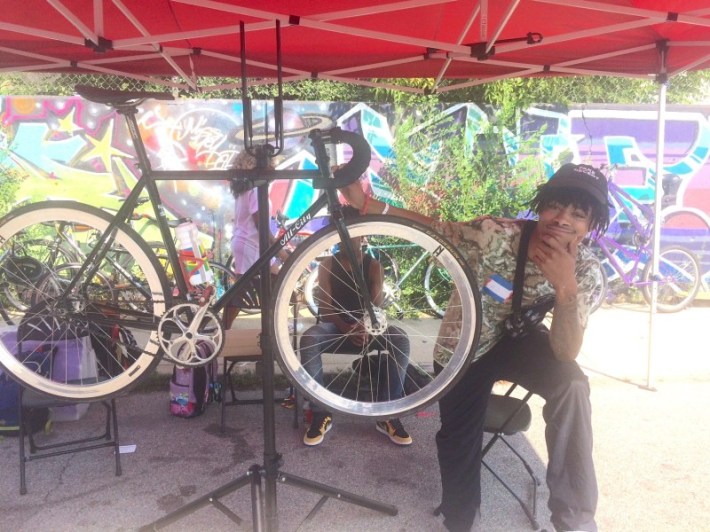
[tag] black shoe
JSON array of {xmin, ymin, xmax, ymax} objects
[
  {"xmin": 376, "ymin": 418, "xmax": 412, "ymax": 446},
  {"xmin": 303, "ymin": 414, "xmax": 332, "ymax": 446}
]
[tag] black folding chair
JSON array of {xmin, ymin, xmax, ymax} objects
[{"xmin": 482, "ymin": 382, "xmax": 541, "ymax": 529}]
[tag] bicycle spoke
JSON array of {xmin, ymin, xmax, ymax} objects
[{"xmin": 0, "ymin": 202, "xmax": 168, "ymax": 401}]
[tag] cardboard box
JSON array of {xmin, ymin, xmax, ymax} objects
[{"xmin": 220, "ymin": 328, "xmax": 262, "ymax": 359}]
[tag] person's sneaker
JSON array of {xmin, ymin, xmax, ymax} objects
[
  {"xmin": 303, "ymin": 414, "xmax": 332, "ymax": 446},
  {"xmin": 376, "ymin": 418, "xmax": 413, "ymax": 446}
]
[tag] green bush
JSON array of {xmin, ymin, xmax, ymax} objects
[
  {"xmin": 382, "ymin": 102, "xmax": 545, "ymax": 222},
  {"xmin": 0, "ymin": 126, "xmax": 23, "ymax": 218}
]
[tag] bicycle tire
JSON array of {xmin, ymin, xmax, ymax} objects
[
  {"xmin": 589, "ymin": 257, "xmax": 607, "ymax": 313},
  {"xmin": 0, "ymin": 201, "xmax": 169, "ymax": 401},
  {"xmin": 661, "ymin": 207, "xmax": 709, "ymax": 291},
  {"xmin": 270, "ymin": 215, "xmax": 481, "ymax": 419},
  {"xmin": 641, "ymin": 245, "xmax": 700, "ymax": 312}
]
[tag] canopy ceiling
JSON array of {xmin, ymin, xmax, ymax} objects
[{"xmin": 1, "ymin": 0, "xmax": 710, "ymax": 93}]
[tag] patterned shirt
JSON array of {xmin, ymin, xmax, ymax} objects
[{"xmin": 431, "ymin": 216, "xmax": 598, "ymax": 365}]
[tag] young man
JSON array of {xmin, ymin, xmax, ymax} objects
[
  {"xmin": 340, "ymin": 163, "xmax": 609, "ymax": 531},
  {"xmin": 300, "ymin": 206, "xmax": 412, "ymax": 447}
]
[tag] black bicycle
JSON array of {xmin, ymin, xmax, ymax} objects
[{"xmin": 0, "ymin": 86, "xmax": 481, "ymax": 420}]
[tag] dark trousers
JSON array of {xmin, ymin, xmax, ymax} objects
[
  {"xmin": 300, "ymin": 322, "xmax": 410, "ymax": 414},
  {"xmin": 436, "ymin": 327, "xmax": 598, "ymax": 532}
]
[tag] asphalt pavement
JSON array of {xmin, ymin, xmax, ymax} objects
[{"xmin": 1, "ymin": 304, "xmax": 709, "ymax": 531}]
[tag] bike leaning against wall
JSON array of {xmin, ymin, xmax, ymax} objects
[{"xmin": 587, "ymin": 165, "xmax": 704, "ymax": 313}]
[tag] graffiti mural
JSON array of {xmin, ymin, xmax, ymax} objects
[{"xmin": 1, "ymin": 95, "xmax": 708, "ymax": 285}]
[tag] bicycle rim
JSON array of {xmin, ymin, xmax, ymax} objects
[
  {"xmin": 641, "ymin": 246, "xmax": 700, "ymax": 312},
  {"xmin": 303, "ymin": 266, "xmax": 320, "ymax": 317},
  {"xmin": 0, "ymin": 201, "xmax": 168, "ymax": 401},
  {"xmin": 271, "ymin": 215, "xmax": 480, "ymax": 419}
]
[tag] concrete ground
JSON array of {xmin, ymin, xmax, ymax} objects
[{"xmin": 1, "ymin": 304, "xmax": 709, "ymax": 531}]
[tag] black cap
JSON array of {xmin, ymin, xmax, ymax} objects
[{"xmin": 542, "ymin": 163, "xmax": 608, "ymax": 207}]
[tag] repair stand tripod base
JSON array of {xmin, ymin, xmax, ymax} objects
[
  {"xmin": 139, "ymin": 462, "xmax": 398, "ymax": 531},
  {"xmin": 140, "ymin": 178, "xmax": 397, "ymax": 532}
]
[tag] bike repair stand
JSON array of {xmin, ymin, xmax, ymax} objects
[
  {"xmin": 140, "ymin": 22, "xmax": 396, "ymax": 532},
  {"xmin": 141, "ymin": 146, "xmax": 397, "ymax": 532}
]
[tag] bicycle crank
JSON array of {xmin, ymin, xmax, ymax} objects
[{"xmin": 157, "ymin": 301, "xmax": 224, "ymax": 367}]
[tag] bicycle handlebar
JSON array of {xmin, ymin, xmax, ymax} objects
[{"xmin": 308, "ymin": 128, "xmax": 371, "ymax": 189}]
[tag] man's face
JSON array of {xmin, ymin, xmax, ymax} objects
[{"xmin": 537, "ymin": 200, "xmax": 593, "ymax": 249}]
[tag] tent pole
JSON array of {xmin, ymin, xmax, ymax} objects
[{"xmin": 644, "ymin": 45, "xmax": 668, "ymax": 392}]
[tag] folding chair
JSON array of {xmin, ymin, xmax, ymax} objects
[
  {"xmin": 18, "ymin": 388, "xmax": 121, "ymax": 495},
  {"xmin": 482, "ymin": 382, "xmax": 541, "ymax": 529}
]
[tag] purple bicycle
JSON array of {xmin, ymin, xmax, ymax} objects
[{"xmin": 588, "ymin": 165, "xmax": 704, "ymax": 313}]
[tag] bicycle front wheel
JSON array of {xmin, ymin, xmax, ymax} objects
[
  {"xmin": 0, "ymin": 201, "xmax": 169, "ymax": 401},
  {"xmin": 271, "ymin": 215, "xmax": 480, "ymax": 419},
  {"xmin": 661, "ymin": 207, "xmax": 709, "ymax": 292},
  {"xmin": 641, "ymin": 246, "xmax": 700, "ymax": 312}
]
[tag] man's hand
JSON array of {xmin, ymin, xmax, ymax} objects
[
  {"xmin": 339, "ymin": 181, "xmax": 368, "ymax": 211},
  {"xmin": 529, "ymin": 234, "xmax": 579, "ymax": 303},
  {"xmin": 342, "ymin": 321, "xmax": 369, "ymax": 347}
]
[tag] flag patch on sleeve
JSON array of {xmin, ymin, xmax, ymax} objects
[{"xmin": 482, "ymin": 274, "xmax": 513, "ymax": 303}]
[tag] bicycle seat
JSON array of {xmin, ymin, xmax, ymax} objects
[{"xmin": 75, "ymin": 85, "xmax": 174, "ymax": 106}]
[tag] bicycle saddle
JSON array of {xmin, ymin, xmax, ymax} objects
[{"xmin": 75, "ymin": 85, "xmax": 174, "ymax": 106}]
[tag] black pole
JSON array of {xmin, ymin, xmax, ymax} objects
[{"xmin": 255, "ymin": 145, "xmax": 280, "ymax": 532}]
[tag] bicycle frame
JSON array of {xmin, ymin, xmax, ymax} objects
[
  {"xmin": 592, "ymin": 177, "xmax": 655, "ymax": 287},
  {"xmin": 594, "ymin": 233, "xmax": 650, "ymax": 288},
  {"xmin": 60, "ymin": 89, "xmax": 372, "ymax": 332}
]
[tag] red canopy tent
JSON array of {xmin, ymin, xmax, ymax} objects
[
  {"xmin": 0, "ymin": 0, "xmax": 709, "ymax": 92},
  {"xmin": 1, "ymin": 0, "xmax": 709, "ymax": 387}
]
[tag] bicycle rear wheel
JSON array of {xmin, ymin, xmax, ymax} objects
[
  {"xmin": 641, "ymin": 246, "xmax": 700, "ymax": 312},
  {"xmin": 0, "ymin": 201, "xmax": 169, "ymax": 401},
  {"xmin": 271, "ymin": 215, "xmax": 480, "ymax": 419}
]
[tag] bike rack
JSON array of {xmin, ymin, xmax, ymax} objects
[{"xmin": 140, "ymin": 22, "xmax": 395, "ymax": 532}]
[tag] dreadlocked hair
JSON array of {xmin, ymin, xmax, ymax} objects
[{"xmin": 527, "ymin": 185, "xmax": 610, "ymax": 236}]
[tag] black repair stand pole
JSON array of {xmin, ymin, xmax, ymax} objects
[
  {"xmin": 256, "ymin": 166, "xmax": 279, "ymax": 531},
  {"xmin": 247, "ymin": 150, "xmax": 398, "ymax": 530},
  {"xmin": 140, "ymin": 154, "xmax": 396, "ymax": 532}
]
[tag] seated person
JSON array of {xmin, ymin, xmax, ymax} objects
[{"xmin": 300, "ymin": 207, "xmax": 412, "ymax": 447}]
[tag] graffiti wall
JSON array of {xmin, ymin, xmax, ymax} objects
[{"xmin": 1, "ymin": 95, "xmax": 709, "ymax": 285}]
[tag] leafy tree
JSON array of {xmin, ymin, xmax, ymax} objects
[
  {"xmin": 3, "ymin": 71, "xmax": 709, "ymax": 105},
  {"xmin": 0, "ymin": 128, "xmax": 23, "ymax": 217}
]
